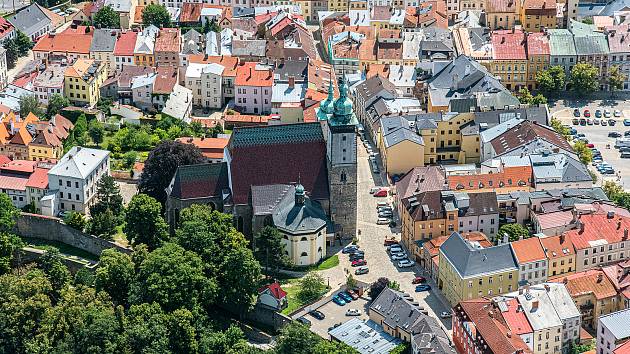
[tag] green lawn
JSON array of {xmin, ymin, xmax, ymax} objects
[
  {"xmin": 22, "ymin": 237, "xmax": 99, "ymax": 262},
  {"xmin": 316, "ymin": 255, "xmax": 339, "ymax": 270},
  {"xmin": 281, "ymin": 278, "xmax": 303, "ymax": 315}
]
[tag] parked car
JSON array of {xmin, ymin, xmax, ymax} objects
[
  {"xmin": 346, "ymin": 289, "xmax": 359, "ymax": 300},
  {"xmin": 351, "ymin": 259, "xmax": 367, "ymax": 267},
  {"xmin": 579, "ymin": 118, "xmax": 586, "ymax": 125},
  {"xmin": 602, "ymin": 119, "xmax": 608, "ymax": 126},
  {"xmin": 373, "ymin": 189, "xmax": 388, "ymax": 197},
  {"xmin": 587, "ymin": 118, "xmax": 593, "ymax": 125},
  {"xmin": 624, "ymin": 119, "xmax": 630, "ymax": 126},
  {"xmin": 349, "ymin": 253, "xmax": 365, "ymax": 261},
  {"xmin": 309, "ymin": 310, "xmax": 325, "ymax": 320},
  {"xmin": 621, "ymin": 152, "xmax": 630, "ymax": 158},
  {"xmin": 586, "ymin": 143, "xmax": 595, "ymax": 148},
  {"xmin": 345, "ymin": 308, "xmax": 361, "ymax": 316},
  {"xmin": 415, "ymin": 284, "xmax": 432, "ymax": 292},
  {"xmin": 595, "ymin": 109, "xmax": 602, "ymax": 118},
  {"xmin": 594, "ymin": 117, "xmax": 601, "ymax": 125},
  {"xmin": 605, "ymin": 109, "xmax": 612, "ymax": 118},
  {"xmin": 297, "ymin": 317, "xmax": 312, "ymax": 326},
  {"xmin": 440, "ymin": 311, "xmax": 452, "ymax": 319},
  {"xmin": 338, "ymin": 292, "xmax": 353, "ymax": 302},
  {"xmin": 384, "ymin": 239, "xmax": 398, "ymax": 246},
  {"xmin": 398, "ymin": 259, "xmax": 415, "ymax": 268},
  {"xmin": 615, "ymin": 110, "xmax": 622, "ymax": 117},
  {"xmin": 412, "ymin": 276, "xmax": 427, "ymax": 284},
  {"xmin": 388, "ymin": 245, "xmax": 402, "ymax": 252},
  {"xmin": 332, "ymin": 295, "xmax": 346, "ymax": 306},
  {"xmin": 342, "ymin": 245, "xmax": 359, "ymax": 254},
  {"xmin": 355, "ymin": 266, "xmax": 369, "ymax": 275},
  {"xmin": 376, "ymin": 218, "xmax": 390, "ymax": 225},
  {"xmin": 609, "ymin": 132, "xmax": 622, "ymax": 138},
  {"xmin": 584, "ymin": 109, "xmax": 591, "ymax": 117},
  {"xmin": 609, "ymin": 119, "xmax": 617, "ymax": 126},
  {"xmin": 369, "ymin": 187, "xmax": 381, "ymax": 194},
  {"xmin": 573, "ymin": 109, "xmax": 580, "ymax": 117},
  {"xmin": 391, "ymin": 253, "xmax": 407, "ymax": 261},
  {"xmin": 572, "ymin": 118, "xmax": 580, "ymax": 125}
]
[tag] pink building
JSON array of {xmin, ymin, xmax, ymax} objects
[{"xmin": 235, "ymin": 62, "xmax": 272, "ymax": 115}]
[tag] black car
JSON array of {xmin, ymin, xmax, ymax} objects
[
  {"xmin": 609, "ymin": 132, "xmax": 622, "ymax": 138},
  {"xmin": 349, "ymin": 253, "xmax": 365, "ymax": 261},
  {"xmin": 297, "ymin": 317, "xmax": 312, "ymax": 326},
  {"xmin": 625, "ymin": 131, "xmax": 630, "ymax": 137},
  {"xmin": 609, "ymin": 119, "xmax": 617, "ymax": 126},
  {"xmin": 309, "ymin": 310, "xmax": 325, "ymax": 320}
]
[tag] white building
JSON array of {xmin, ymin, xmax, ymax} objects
[
  {"xmin": 131, "ymin": 73, "xmax": 157, "ymax": 111},
  {"xmin": 184, "ymin": 62, "xmax": 224, "ymax": 109},
  {"xmin": 597, "ymin": 309, "xmax": 630, "ymax": 354},
  {"xmin": 0, "ymin": 47, "xmax": 7, "ymax": 89},
  {"xmin": 163, "ymin": 84, "xmax": 193, "ymax": 123},
  {"xmin": 32, "ymin": 64, "xmax": 65, "ymax": 105},
  {"xmin": 47, "ymin": 147, "xmax": 110, "ymax": 214}
]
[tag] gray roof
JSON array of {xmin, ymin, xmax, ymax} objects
[
  {"xmin": 600, "ymin": 309, "xmax": 630, "ymax": 340},
  {"xmin": 573, "ymin": 36, "xmax": 608, "ymax": 56},
  {"xmin": 411, "ymin": 317, "xmax": 456, "ymax": 354},
  {"xmin": 328, "ymin": 318, "xmax": 401, "ymax": 354},
  {"xmin": 90, "ymin": 29, "xmax": 119, "ymax": 52},
  {"xmin": 270, "ymin": 185, "xmax": 328, "ymax": 235},
  {"xmin": 48, "ymin": 147, "xmax": 110, "ymax": 179},
  {"xmin": 274, "ymin": 60, "xmax": 308, "ymax": 82},
  {"xmin": 8, "ymin": 3, "xmax": 51, "ymax": 38},
  {"xmin": 252, "ymin": 184, "xmax": 292, "ymax": 216},
  {"xmin": 548, "ymin": 29, "xmax": 577, "ymax": 56},
  {"xmin": 354, "ymin": 75, "xmax": 397, "ymax": 104},
  {"xmin": 440, "ymin": 232, "xmax": 518, "ymax": 278},
  {"xmin": 384, "ymin": 128, "xmax": 424, "ymax": 148},
  {"xmin": 232, "ymin": 39, "xmax": 266, "ymax": 57},
  {"xmin": 531, "ymin": 153, "xmax": 592, "ymax": 184}
]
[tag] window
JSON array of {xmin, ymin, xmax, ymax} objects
[
  {"xmin": 67, "ymin": 181, "xmax": 71, "ymax": 187},
  {"xmin": 300, "ymin": 252, "xmax": 308, "ymax": 257}
]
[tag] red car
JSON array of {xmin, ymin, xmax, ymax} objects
[
  {"xmin": 384, "ymin": 239, "xmax": 398, "ymax": 246},
  {"xmin": 412, "ymin": 276, "xmax": 426, "ymax": 284},
  {"xmin": 586, "ymin": 143, "xmax": 595, "ymax": 148},
  {"xmin": 351, "ymin": 259, "xmax": 367, "ymax": 267},
  {"xmin": 346, "ymin": 289, "xmax": 359, "ymax": 300},
  {"xmin": 584, "ymin": 109, "xmax": 591, "ymax": 117},
  {"xmin": 373, "ymin": 189, "xmax": 388, "ymax": 197}
]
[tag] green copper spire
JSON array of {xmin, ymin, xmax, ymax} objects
[{"xmin": 331, "ymin": 73, "xmax": 355, "ymax": 126}]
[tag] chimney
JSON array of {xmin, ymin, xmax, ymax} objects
[
  {"xmin": 624, "ymin": 228, "xmax": 629, "ymax": 240},
  {"xmin": 288, "ymin": 75, "xmax": 295, "ymax": 88},
  {"xmin": 544, "ymin": 284, "xmax": 550, "ymax": 292},
  {"xmin": 597, "ymin": 273, "xmax": 603, "ymax": 283}
]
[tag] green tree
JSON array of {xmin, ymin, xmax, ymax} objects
[
  {"xmin": 91, "ymin": 175, "xmax": 124, "ymax": 217},
  {"xmin": 74, "ymin": 268, "xmax": 95, "ymax": 287},
  {"xmin": 498, "ymin": 223, "xmax": 530, "ymax": 242},
  {"xmin": 87, "ymin": 209, "xmax": 118, "ymax": 239},
  {"xmin": 518, "ymin": 87, "xmax": 547, "ymax": 105},
  {"xmin": 390, "ymin": 343, "xmax": 411, "ymax": 354},
  {"xmin": 603, "ymin": 181, "xmax": 624, "ymax": 200},
  {"xmin": 122, "ymin": 302, "xmax": 170, "ymax": 353},
  {"xmin": 608, "ymin": 64, "xmax": 626, "ymax": 94},
  {"xmin": 138, "ymin": 140, "xmax": 204, "ymax": 206},
  {"xmin": 198, "ymin": 325, "xmax": 251, "ymax": 354},
  {"xmin": 573, "ymin": 140, "xmax": 593, "ymax": 164},
  {"xmin": 388, "ymin": 280, "xmax": 401, "ymax": 291},
  {"xmin": 64, "ymin": 211, "xmax": 87, "ymax": 232},
  {"xmin": 73, "ymin": 113, "xmax": 89, "ymax": 146},
  {"xmin": 254, "ymin": 226, "xmax": 289, "ymax": 273},
  {"xmin": 0, "ymin": 193, "xmax": 20, "ymax": 233},
  {"xmin": 275, "ymin": 322, "xmax": 322, "ymax": 354},
  {"xmin": 297, "ymin": 272, "xmax": 327, "ymax": 303},
  {"xmin": 0, "ymin": 233, "xmax": 22, "ymax": 275},
  {"xmin": 168, "ymin": 308, "xmax": 198, "ymax": 353},
  {"xmin": 0, "ymin": 269, "xmax": 53, "ymax": 353},
  {"xmin": 130, "ymin": 242, "xmax": 217, "ymax": 312},
  {"xmin": 536, "ymin": 65, "xmax": 566, "ymax": 94},
  {"xmin": 582, "ymin": 17, "xmax": 594, "ymax": 25},
  {"xmin": 14, "ymin": 30, "xmax": 32, "ymax": 57},
  {"xmin": 95, "ymin": 249, "xmax": 135, "ymax": 306},
  {"xmin": 46, "ymin": 94, "xmax": 70, "ymax": 119},
  {"xmin": 19, "ymin": 94, "xmax": 43, "ymax": 118},
  {"xmin": 124, "ymin": 194, "xmax": 169, "ymax": 249},
  {"xmin": 346, "ymin": 274, "xmax": 357, "ymax": 289},
  {"xmin": 93, "ymin": 5, "xmax": 121, "ymax": 28},
  {"xmin": 570, "ymin": 63, "xmax": 599, "ymax": 95},
  {"xmin": 88, "ymin": 118, "xmax": 105, "ymax": 146},
  {"xmin": 550, "ymin": 117, "xmax": 570, "ymax": 137},
  {"xmin": 122, "ymin": 151, "xmax": 138, "ymax": 168},
  {"xmin": 142, "ymin": 4, "xmax": 171, "ymax": 28},
  {"xmin": 3, "ymin": 38, "xmax": 18, "ymax": 69},
  {"xmin": 36, "ymin": 248, "xmax": 71, "ymax": 300}
]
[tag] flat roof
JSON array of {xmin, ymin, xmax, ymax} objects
[{"xmin": 328, "ymin": 318, "xmax": 402, "ymax": 354}]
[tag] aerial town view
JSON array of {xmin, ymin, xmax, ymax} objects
[{"xmin": 4, "ymin": 0, "xmax": 630, "ymax": 353}]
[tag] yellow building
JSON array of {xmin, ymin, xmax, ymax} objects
[
  {"xmin": 64, "ymin": 59, "xmax": 107, "ymax": 107},
  {"xmin": 349, "ymin": 0, "xmax": 367, "ymax": 10},
  {"xmin": 520, "ymin": 0, "xmax": 558, "ymax": 31},
  {"xmin": 378, "ymin": 123, "xmax": 425, "ymax": 176},
  {"xmin": 541, "ymin": 235, "xmax": 576, "ymax": 278},
  {"xmin": 526, "ymin": 32, "xmax": 551, "ymax": 90},
  {"xmin": 485, "ymin": 0, "xmax": 519, "ymax": 30},
  {"xmin": 490, "ymin": 29, "xmax": 528, "ymax": 91},
  {"xmin": 400, "ymin": 191, "xmax": 459, "ymax": 251},
  {"xmin": 328, "ymin": 0, "xmax": 348, "ymax": 12},
  {"xmin": 438, "ymin": 232, "xmax": 519, "ymax": 306},
  {"xmin": 560, "ymin": 270, "xmax": 620, "ymax": 328}
]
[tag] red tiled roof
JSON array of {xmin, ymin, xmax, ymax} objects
[
  {"xmin": 155, "ymin": 28, "xmax": 180, "ymax": 53},
  {"xmin": 527, "ymin": 32, "xmax": 550, "ymax": 56},
  {"xmin": 486, "ymin": 0, "xmax": 517, "ymax": 12},
  {"xmin": 540, "ymin": 234, "xmax": 575, "ymax": 260},
  {"xmin": 565, "ymin": 213, "xmax": 630, "ymax": 250},
  {"xmin": 0, "ymin": 17, "xmax": 14, "ymax": 41},
  {"xmin": 523, "ymin": 0, "xmax": 556, "ymax": 13},
  {"xmin": 179, "ymin": 2, "xmax": 203, "ymax": 23},
  {"xmin": 12, "ymin": 72, "xmax": 38, "ymax": 88},
  {"xmin": 0, "ymin": 155, "xmax": 10, "ymax": 165},
  {"xmin": 175, "ymin": 137, "xmax": 228, "ymax": 160},
  {"xmin": 404, "ymin": 2, "xmax": 448, "ymax": 29},
  {"xmin": 153, "ymin": 66, "xmax": 178, "ymax": 94},
  {"xmin": 33, "ymin": 26, "xmax": 94, "ymax": 55},
  {"xmin": 510, "ymin": 237, "xmax": 546, "ymax": 264},
  {"xmin": 535, "ymin": 210, "xmax": 574, "ymax": 231},
  {"xmin": 188, "ymin": 55, "xmax": 239, "ymax": 76},
  {"xmin": 559, "ymin": 269, "xmax": 618, "ymax": 300},
  {"xmin": 614, "ymin": 340, "xmax": 630, "ymax": 354},
  {"xmin": 25, "ymin": 167, "xmax": 49, "ymax": 189},
  {"xmin": 259, "ymin": 282, "xmax": 287, "ymax": 299},
  {"xmin": 491, "ymin": 121, "xmax": 573, "ymax": 155},
  {"xmin": 448, "ymin": 166, "xmax": 532, "ymax": 191},
  {"xmin": 501, "ymin": 298, "xmax": 533, "ymax": 335},
  {"xmin": 0, "ymin": 175, "xmax": 28, "ymax": 191},
  {"xmin": 492, "ymin": 29, "xmax": 527, "ymax": 60},
  {"xmin": 0, "ymin": 159, "xmax": 36, "ymax": 173},
  {"xmin": 235, "ymin": 62, "xmax": 273, "ymax": 87},
  {"xmin": 113, "ymin": 31, "xmax": 138, "ymax": 56}
]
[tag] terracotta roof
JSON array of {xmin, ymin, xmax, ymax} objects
[
  {"xmin": 492, "ymin": 29, "xmax": 527, "ymax": 60},
  {"xmin": 486, "ymin": 0, "xmax": 517, "ymax": 13},
  {"xmin": 559, "ymin": 269, "xmax": 618, "ymax": 300},
  {"xmin": 501, "ymin": 298, "xmax": 533, "ymax": 335},
  {"xmin": 527, "ymin": 32, "xmax": 551, "ymax": 56},
  {"xmin": 377, "ymin": 42, "xmax": 402, "ymax": 60},
  {"xmin": 25, "ymin": 167, "xmax": 49, "ymax": 189},
  {"xmin": 522, "ymin": 0, "xmax": 556, "ymax": 13},
  {"xmin": 155, "ymin": 28, "xmax": 180, "ymax": 53},
  {"xmin": 540, "ymin": 234, "xmax": 575, "ymax": 260},
  {"xmin": 404, "ymin": 2, "xmax": 448, "ymax": 29},
  {"xmin": 458, "ymin": 299, "xmax": 533, "ymax": 354},
  {"xmin": 0, "ymin": 155, "xmax": 10, "ymax": 165},
  {"xmin": 223, "ymin": 112, "xmax": 271, "ymax": 125},
  {"xmin": 33, "ymin": 26, "xmax": 94, "ymax": 54},
  {"xmin": 365, "ymin": 64, "xmax": 390, "ymax": 79},
  {"xmin": 9, "ymin": 126, "xmax": 32, "ymax": 145},
  {"xmin": 179, "ymin": 2, "xmax": 203, "ymax": 23},
  {"xmin": 490, "ymin": 121, "xmax": 572, "ymax": 156},
  {"xmin": 235, "ymin": 62, "xmax": 273, "ymax": 87},
  {"xmin": 0, "ymin": 17, "xmax": 14, "ymax": 41},
  {"xmin": 0, "ymin": 175, "xmax": 28, "ymax": 191},
  {"xmin": 187, "ymin": 55, "xmax": 239, "ymax": 76},
  {"xmin": 175, "ymin": 137, "xmax": 228, "ymax": 160},
  {"xmin": 565, "ymin": 213, "xmax": 630, "ymax": 250},
  {"xmin": 134, "ymin": 5, "xmax": 144, "ymax": 23},
  {"xmin": 424, "ymin": 231, "xmax": 492, "ymax": 257},
  {"xmin": 601, "ymin": 260, "xmax": 630, "ymax": 292},
  {"xmin": 359, "ymin": 39, "xmax": 377, "ymax": 61},
  {"xmin": 12, "ymin": 72, "xmax": 38, "ymax": 88},
  {"xmin": 510, "ymin": 237, "xmax": 546, "ymax": 264},
  {"xmin": 113, "ymin": 31, "xmax": 138, "ymax": 56},
  {"xmin": 153, "ymin": 66, "xmax": 178, "ymax": 94},
  {"xmin": 258, "ymin": 282, "xmax": 287, "ymax": 299},
  {"xmin": 448, "ymin": 166, "xmax": 532, "ymax": 191},
  {"xmin": 614, "ymin": 340, "xmax": 630, "ymax": 354},
  {"xmin": 0, "ymin": 159, "xmax": 36, "ymax": 173}
]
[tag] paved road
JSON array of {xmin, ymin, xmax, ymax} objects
[
  {"xmin": 319, "ymin": 135, "xmax": 453, "ymax": 335},
  {"xmin": 7, "ymin": 50, "xmax": 33, "ymax": 83}
]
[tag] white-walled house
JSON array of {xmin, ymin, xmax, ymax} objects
[
  {"xmin": 235, "ymin": 62, "xmax": 272, "ymax": 115},
  {"xmin": 184, "ymin": 62, "xmax": 224, "ymax": 109}
]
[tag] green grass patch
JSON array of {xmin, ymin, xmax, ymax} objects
[
  {"xmin": 21, "ymin": 237, "xmax": 99, "ymax": 262},
  {"xmin": 281, "ymin": 278, "xmax": 303, "ymax": 315},
  {"xmin": 317, "ymin": 255, "xmax": 339, "ymax": 270}
]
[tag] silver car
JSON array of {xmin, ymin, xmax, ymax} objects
[
  {"xmin": 391, "ymin": 253, "xmax": 407, "ymax": 261},
  {"xmin": 398, "ymin": 259, "xmax": 414, "ymax": 268}
]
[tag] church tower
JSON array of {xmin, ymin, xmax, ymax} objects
[{"xmin": 322, "ymin": 74, "xmax": 358, "ymax": 240}]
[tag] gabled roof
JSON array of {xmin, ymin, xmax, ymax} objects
[
  {"xmin": 270, "ymin": 184, "xmax": 328, "ymax": 234},
  {"xmin": 48, "ymin": 147, "xmax": 110, "ymax": 179},
  {"xmin": 90, "ymin": 28, "xmax": 119, "ymax": 52},
  {"xmin": 440, "ymin": 232, "xmax": 518, "ymax": 278},
  {"xmin": 153, "ymin": 66, "xmax": 178, "ymax": 94},
  {"xmin": 235, "ymin": 62, "xmax": 273, "ymax": 87},
  {"xmin": 0, "ymin": 17, "xmax": 15, "ymax": 41},
  {"xmin": 258, "ymin": 282, "xmax": 287, "ymax": 299},
  {"xmin": 510, "ymin": 237, "xmax": 546, "ymax": 264},
  {"xmin": 492, "ymin": 29, "xmax": 527, "ymax": 60},
  {"xmin": 33, "ymin": 26, "xmax": 94, "ymax": 54},
  {"xmin": 168, "ymin": 162, "xmax": 229, "ymax": 200},
  {"xmin": 490, "ymin": 121, "xmax": 573, "ymax": 156},
  {"xmin": 559, "ymin": 269, "xmax": 618, "ymax": 300},
  {"xmin": 7, "ymin": 3, "xmax": 51, "ymax": 37},
  {"xmin": 113, "ymin": 30, "xmax": 137, "ymax": 56},
  {"xmin": 566, "ymin": 213, "xmax": 630, "ymax": 249},
  {"xmin": 155, "ymin": 28, "xmax": 180, "ymax": 53}
]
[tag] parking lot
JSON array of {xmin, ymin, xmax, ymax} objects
[
  {"xmin": 308, "ymin": 297, "xmax": 370, "ymax": 337},
  {"xmin": 554, "ymin": 107, "xmax": 630, "ymax": 188}
]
